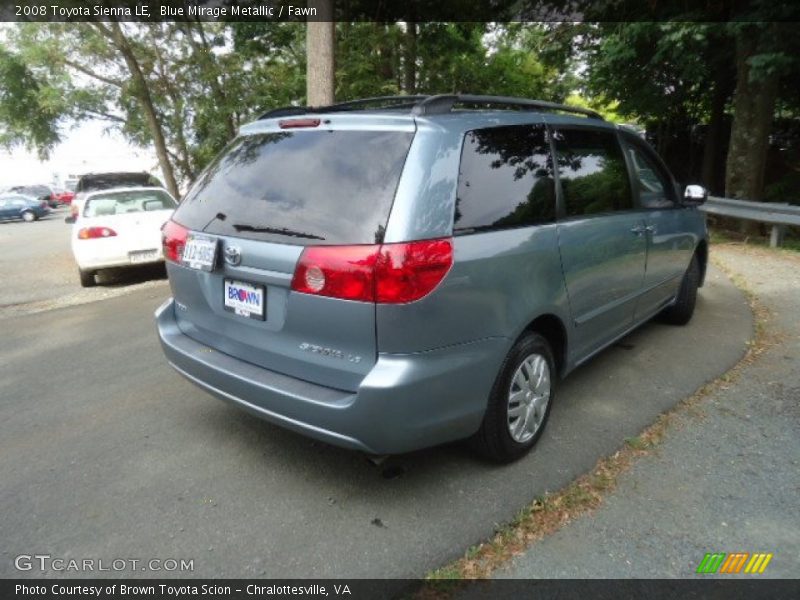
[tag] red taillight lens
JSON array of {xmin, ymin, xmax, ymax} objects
[
  {"xmin": 292, "ymin": 245, "xmax": 379, "ymax": 302},
  {"xmin": 375, "ymin": 239, "xmax": 453, "ymax": 303},
  {"xmin": 291, "ymin": 238, "xmax": 453, "ymax": 304},
  {"xmin": 78, "ymin": 226, "xmax": 117, "ymax": 240},
  {"xmin": 162, "ymin": 220, "xmax": 188, "ymax": 263}
]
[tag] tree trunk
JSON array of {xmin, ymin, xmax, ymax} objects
[
  {"xmin": 404, "ymin": 23, "xmax": 417, "ymax": 94},
  {"xmin": 724, "ymin": 28, "xmax": 779, "ymax": 203},
  {"xmin": 700, "ymin": 79, "xmax": 728, "ymax": 194},
  {"xmin": 306, "ymin": 0, "xmax": 335, "ymax": 107},
  {"xmin": 100, "ymin": 23, "xmax": 181, "ymax": 199}
]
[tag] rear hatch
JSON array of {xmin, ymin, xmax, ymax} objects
[{"xmin": 166, "ymin": 116, "xmax": 416, "ymax": 392}]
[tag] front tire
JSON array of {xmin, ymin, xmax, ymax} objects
[
  {"xmin": 21, "ymin": 211, "xmax": 36, "ymax": 222},
  {"xmin": 660, "ymin": 254, "xmax": 700, "ymax": 326},
  {"xmin": 472, "ymin": 332, "xmax": 556, "ymax": 463},
  {"xmin": 79, "ymin": 269, "xmax": 96, "ymax": 288}
]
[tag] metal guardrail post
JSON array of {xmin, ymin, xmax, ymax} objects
[{"xmin": 770, "ymin": 225, "xmax": 786, "ymax": 248}]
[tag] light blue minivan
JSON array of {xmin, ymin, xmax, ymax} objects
[{"xmin": 156, "ymin": 95, "xmax": 708, "ymax": 462}]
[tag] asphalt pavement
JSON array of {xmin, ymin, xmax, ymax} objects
[
  {"xmin": 0, "ymin": 220, "xmax": 753, "ymax": 578},
  {"xmin": 487, "ymin": 245, "xmax": 799, "ymax": 580}
]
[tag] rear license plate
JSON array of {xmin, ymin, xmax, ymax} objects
[
  {"xmin": 182, "ymin": 234, "xmax": 217, "ymax": 271},
  {"xmin": 129, "ymin": 249, "xmax": 159, "ymax": 264},
  {"xmin": 224, "ymin": 279, "xmax": 266, "ymax": 321}
]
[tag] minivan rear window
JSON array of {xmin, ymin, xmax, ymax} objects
[{"xmin": 173, "ymin": 130, "xmax": 415, "ymax": 245}]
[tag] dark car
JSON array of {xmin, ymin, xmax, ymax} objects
[
  {"xmin": 0, "ymin": 194, "xmax": 51, "ymax": 222},
  {"xmin": 75, "ymin": 172, "xmax": 163, "ymax": 194},
  {"xmin": 7, "ymin": 184, "xmax": 58, "ymax": 208}
]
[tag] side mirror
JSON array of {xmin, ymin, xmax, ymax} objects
[
  {"xmin": 64, "ymin": 215, "xmax": 76, "ymax": 224},
  {"xmin": 684, "ymin": 184, "xmax": 708, "ymax": 205}
]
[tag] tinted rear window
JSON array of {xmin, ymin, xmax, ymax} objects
[
  {"xmin": 173, "ymin": 130, "xmax": 414, "ymax": 245},
  {"xmin": 456, "ymin": 124, "xmax": 555, "ymax": 233}
]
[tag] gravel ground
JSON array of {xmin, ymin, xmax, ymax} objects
[{"xmin": 489, "ymin": 244, "xmax": 800, "ymax": 579}]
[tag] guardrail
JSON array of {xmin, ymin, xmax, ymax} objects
[{"xmin": 700, "ymin": 196, "xmax": 800, "ymax": 247}]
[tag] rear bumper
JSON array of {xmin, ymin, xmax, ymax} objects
[
  {"xmin": 73, "ymin": 243, "xmax": 164, "ymax": 270},
  {"xmin": 155, "ymin": 298, "xmax": 507, "ymax": 454}
]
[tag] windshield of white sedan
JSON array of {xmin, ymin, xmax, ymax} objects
[{"xmin": 83, "ymin": 191, "xmax": 177, "ymax": 218}]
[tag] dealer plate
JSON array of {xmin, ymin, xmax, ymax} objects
[{"xmin": 223, "ymin": 279, "xmax": 266, "ymax": 321}]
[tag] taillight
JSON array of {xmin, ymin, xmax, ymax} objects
[
  {"xmin": 291, "ymin": 238, "xmax": 453, "ymax": 304},
  {"xmin": 292, "ymin": 245, "xmax": 379, "ymax": 302},
  {"xmin": 375, "ymin": 239, "xmax": 453, "ymax": 303},
  {"xmin": 162, "ymin": 219, "xmax": 188, "ymax": 263},
  {"xmin": 78, "ymin": 226, "xmax": 117, "ymax": 240}
]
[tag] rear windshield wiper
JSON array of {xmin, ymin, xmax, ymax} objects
[{"xmin": 231, "ymin": 224, "xmax": 326, "ymax": 240}]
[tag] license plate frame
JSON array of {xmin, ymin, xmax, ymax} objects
[
  {"xmin": 182, "ymin": 234, "xmax": 218, "ymax": 271},
  {"xmin": 223, "ymin": 279, "xmax": 266, "ymax": 321},
  {"xmin": 129, "ymin": 249, "xmax": 159, "ymax": 264}
]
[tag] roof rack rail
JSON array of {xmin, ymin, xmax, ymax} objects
[
  {"xmin": 259, "ymin": 106, "xmax": 311, "ymax": 119},
  {"xmin": 258, "ymin": 95, "xmax": 431, "ymax": 120},
  {"xmin": 411, "ymin": 94, "xmax": 604, "ymax": 120},
  {"xmin": 258, "ymin": 94, "xmax": 604, "ymax": 121}
]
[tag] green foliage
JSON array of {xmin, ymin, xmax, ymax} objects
[{"xmin": 0, "ymin": 45, "xmax": 62, "ymax": 156}]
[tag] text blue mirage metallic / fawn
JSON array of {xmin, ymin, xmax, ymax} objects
[{"xmin": 156, "ymin": 95, "xmax": 708, "ymax": 462}]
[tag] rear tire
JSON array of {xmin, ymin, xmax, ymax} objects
[
  {"xmin": 21, "ymin": 211, "xmax": 36, "ymax": 222},
  {"xmin": 79, "ymin": 269, "xmax": 96, "ymax": 288},
  {"xmin": 660, "ymin": 254, "xmax": 700, "ymax": 326},
  {"xmin": 472, "ymin": 332, "xmax": 556, "ymax": 463}
]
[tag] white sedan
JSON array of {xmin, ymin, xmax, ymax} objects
[{"xmin": 71, "ymin": 187, "xmax": 178, "ymax": 287}]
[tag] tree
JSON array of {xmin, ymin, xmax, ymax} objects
[
  {"xmin": 0, "ymin": 46, "xmax": 63, "ymax": 156},
  {"xmin": 306, "ymin": 0, "xmax": 335, "ymax": 106},
  {"xmin": 724, "ymin": 21, "xmax": 797, "ymax": 202},
  {"xmin": 1, "ymin": 22, "xmax": 292, "ymax": 194}
]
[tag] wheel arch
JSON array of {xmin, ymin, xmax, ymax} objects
[
  {"xmin": 695, "ymin": 239, "xmax": 708, "ymax": 287},
  {"xmin": 521, "ymin": 313, "xmax": 568, "ymax": 378}
]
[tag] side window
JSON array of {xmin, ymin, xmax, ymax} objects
[
  {"xmin": 455, "ymin": 124, "xmax": 556, "ymax": 233},
  {"xmin": 552, "ymin": 128, "xmax": 633, "ymax": 217},
  {"xmin": 623, "ymin": 141, "xmax": 675, "ymax": 208}
]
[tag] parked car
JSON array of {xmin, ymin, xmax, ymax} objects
[
  {"xmin": 6, "ymin": 184, "xmax": 58, "ymax": 208},
  {"xmin": 0, "ymin": 194, "xmax": 51, "ymax": 222},
  {"xmin": 66, "ymin": 171, "xmax": 165, "ymax": 223},
  {"xmin": 52, "ymin": 188, "xmax": 76, "ymax": 205},
  {"xmin": 71, "ymin": 187, "xmax": 178, "ymax": 287},
  {"xmin": 155, "ymin": 95, "xmax": 709, "ymax": 462}
]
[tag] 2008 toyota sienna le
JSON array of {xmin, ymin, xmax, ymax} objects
[{"xmin": 156, "ymin": 94, "xmax": 708, "ymax": 462}]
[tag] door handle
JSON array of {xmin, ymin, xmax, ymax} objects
[
  {"xmin": 630, "ymin": 225, "xmax": 645, "ymax": 235},
  {"xmin": 645, "ymin": 225, "xmax": 656, "ymax": 234}
]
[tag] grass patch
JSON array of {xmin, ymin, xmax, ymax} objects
[
  {"xmin": 709, "ymin": 226, "xmax": 800, "ymax": 255},
  {"xmin": 416, "ymin": 247, "xmax": 774, "ymax": 596}
]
